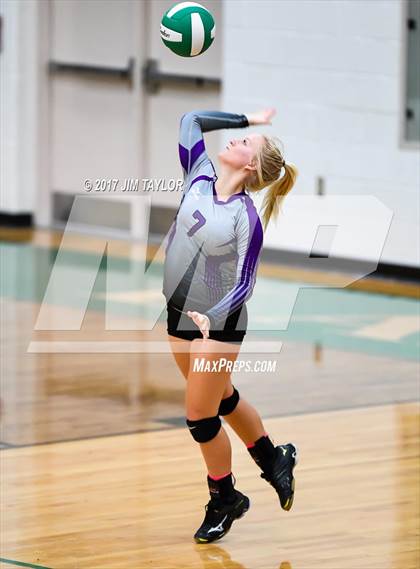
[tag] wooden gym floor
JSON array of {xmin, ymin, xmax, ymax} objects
[{"xmin": 0, "ymin": 228, "xmax": 419, "ymax": 569}]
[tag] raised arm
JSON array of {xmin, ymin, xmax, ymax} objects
[
  {"xmin": 178, "ymin": 110, "xmax": 249, "ymax": 187},
  {"xmin": 204, "ymin": 199, "xmax": 264, "ymax": 330}
]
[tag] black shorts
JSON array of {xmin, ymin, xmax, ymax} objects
[{"xmin": 166, "ymin": 299, "xmax": 247, "ymax": 344}]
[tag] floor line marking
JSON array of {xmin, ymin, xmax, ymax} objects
[
  {"xmin": 352, "ymin": 315, "xmax": 420, "ymax": 341},
  {"xmin": 0, "ymin": 558, "xmax": 52, "ymax": 569}
]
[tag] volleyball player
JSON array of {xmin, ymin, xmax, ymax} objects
[{"xmin": 163, "ymin": 108, "xmax": 299, "ymax": 543}]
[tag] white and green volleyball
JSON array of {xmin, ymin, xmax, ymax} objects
[{"xmin": 160, "ymin": 2, "xmax": 216, "ymax": 57}]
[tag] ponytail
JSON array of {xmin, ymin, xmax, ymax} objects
[
  {"xmin": 260, "ymin": 162, "xmax": 298, "ymax": 230},
  {"xmin": 246, "ymin": 135, "xmax": 298, "ymax": 230}
]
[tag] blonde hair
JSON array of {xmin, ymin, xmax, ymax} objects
[{"xmin": 246, "ymin": 135, "xmax": 298, "ymax": 230}]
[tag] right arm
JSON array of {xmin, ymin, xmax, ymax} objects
[
  {"xmin": 178, "ymin": 110, "xmax": 249, "ymax": 189},
  {"xmin": 178, "ymin": 108, "xmax": 277, "ymax": 190}
]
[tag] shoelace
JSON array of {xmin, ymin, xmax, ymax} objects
[{"xmin": 204, "ymin": 500, "xmax": 223, "ymax": 525}]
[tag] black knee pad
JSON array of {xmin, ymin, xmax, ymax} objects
[
  {"xmin": 186, "ymin": 415, "xmax": 221, "ymax": 443},
  {"xmin": 218, "ymin": 386, "xmax": 240, "ymax": 416}
]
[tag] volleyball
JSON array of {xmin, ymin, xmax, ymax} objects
[{"xmin": 160, "ymin": 2, "xmax": 216, "ymax": 57}]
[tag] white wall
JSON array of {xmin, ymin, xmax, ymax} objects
[
  {"xmin": 0, "ymin": 0, "xmax": 41, "ymax": 214},
  {"xmin": 2, "ymin": 0, "xmax": 418, "ymax": 268},
  {"xmin": 222, "ymin": 0, "xmax": 420, "ymax": 268}
]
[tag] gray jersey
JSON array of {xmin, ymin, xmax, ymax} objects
[{"xmin": 163, "ymin": 110, "xmax": 263, "ymax": 330}]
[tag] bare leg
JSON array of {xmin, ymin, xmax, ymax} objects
[
  {"xmin": 167, "ymin": 334, "xmax": 190, "ymax": 379},
  {"xmin": 221, "ymin": 380, "xmax": 270, "ymax": 445},
  {"xmin": 168, "ymin": 334, "xmax": 232, "ymax": 474},
  {"xmin": 168, "ymin": 335, "xmax": 271, "ymax": 448},
  {"xmin": 186, "ymin": 338, "xmax": 242, "ymax": 477}
]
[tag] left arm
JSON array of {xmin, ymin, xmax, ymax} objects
[{"xmin": 205, "ymin": 203, "xmax": 263, "ymax": 330}]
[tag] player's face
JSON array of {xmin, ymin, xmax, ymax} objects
[{"xmin": 219, "ymin": 133, "xmax": 265, "ymax": 174}]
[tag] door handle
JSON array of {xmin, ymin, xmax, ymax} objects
[
  {"xmin": 49, "ymin": 57, "xmax": 135, "ymax": 84},
  {"xmin": 142, "ymin": 58, "xmax": 221, "ymax": 94}
]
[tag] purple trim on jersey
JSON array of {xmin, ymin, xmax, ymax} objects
[
  {"xmin": 190, "ymin": 139, "xmax": 205, "ymax": 170},
  {"xmin": 212, "ymin": 180, "xmax": 246, "ymax": 205},
  {"xmin": 178, "ymin": 144, "xmax": 189, "ymax": 172},
  {"xmin": 206, "ymin": 197, "xmax": 263, "ymax": 322},
  {"xmin": 188, "ymin": 174, "xmax": 214, "ymax": 191},
  {"xmin": 178, "ymin": 140, "xmax": 205, "ymax": 174}
]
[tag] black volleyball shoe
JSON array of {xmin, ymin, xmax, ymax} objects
[
  {"xmin": 260, "ymin": 442, "xmax": 299, "ymax": 511},
  {"xmin": 194, "ymin": 490, "xmax": 250, "ymax": 544}
]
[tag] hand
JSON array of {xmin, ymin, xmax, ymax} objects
[
  {"xmin": 187, "ymin": 310, "xmax": 210, "ymax": 340},
  {"xmin": 246, "ymin": 107, "xmax": 276, "ymax": 126}
]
